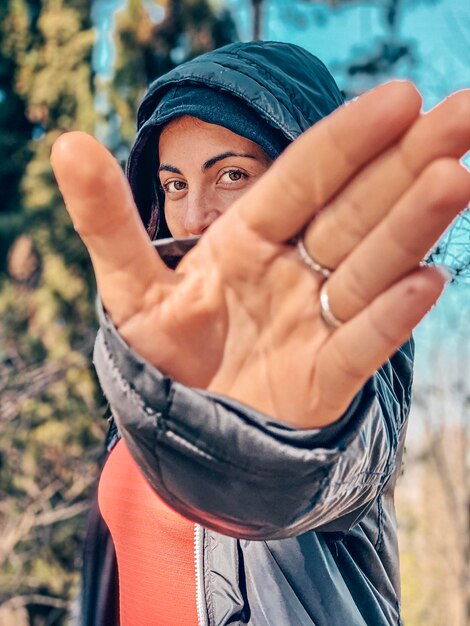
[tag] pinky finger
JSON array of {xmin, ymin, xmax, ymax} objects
[{"xmin": 311, "ymin": 265, "xmax": 451, "ymax": 426}]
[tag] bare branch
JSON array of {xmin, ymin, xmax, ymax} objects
[{"xmin": 0, "ymin": 594, "xmax": 68, "ymax": 610}]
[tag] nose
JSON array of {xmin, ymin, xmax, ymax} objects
[{"xmin": 184, "ymin": 191, "xmax": 221, "ymax": 235}]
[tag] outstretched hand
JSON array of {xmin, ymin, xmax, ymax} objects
[{"xmin": 51, "ymin": 82, "xmax": 470, "ymax": 428}]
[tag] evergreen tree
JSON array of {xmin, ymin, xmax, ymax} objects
[{"xmin": 0, "ymin": 1, "xmax": 103, "ymax": 623}]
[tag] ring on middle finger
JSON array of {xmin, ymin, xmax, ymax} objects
[{"xmin": 297, "ymin": 234, "xmax": 333, "ymax": 280}]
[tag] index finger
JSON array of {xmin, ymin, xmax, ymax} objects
[
  {"xmin": 234, "ymin": 81, "xmax": 422, "ymax": 242},
  {"xmin": 51, "ymin": 132, "xmax": 172, "ymax": 325}
]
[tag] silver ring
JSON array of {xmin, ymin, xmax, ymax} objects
[
  {"xmin": 297, "ymin": 237, "xmax": 333, "ymax": 279},
  {"xmin": 319, "ymin": 282, "xmax": 343, "ymax": 329}
]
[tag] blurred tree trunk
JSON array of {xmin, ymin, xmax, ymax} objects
[{"xmin": 251, "ymin": 0, "xmax": 263, "ymax": 39}]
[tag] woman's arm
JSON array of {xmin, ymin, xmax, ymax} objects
[{"xmin": 94, "ymin": 300, "xmax": 413, "ymax": 539}]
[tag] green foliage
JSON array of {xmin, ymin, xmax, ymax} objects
[
  {"xmin": 0, "ymin": 0, "xmax": 105, "ymax": 622},
  {"xmin": 110, "ymin": 0, "xmax": 238, "ymax": 151}
]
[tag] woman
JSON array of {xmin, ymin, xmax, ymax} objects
[{"xmin": 51, "ymin": 42, "xmax": 470, "ymax": 625}]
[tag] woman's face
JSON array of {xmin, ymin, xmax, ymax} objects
[{"xmin": 158, "ymin": 116, "xmax": 272, "ymax": 237}]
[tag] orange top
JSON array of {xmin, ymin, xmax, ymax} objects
[{"xmin": 98, "ymin": 438, "xmax": 198, "ymax": 626}]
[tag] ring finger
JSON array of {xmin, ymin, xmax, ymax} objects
[{"xmin": 325, "ymin": 158, "xmax": 470, "ymax": 323}]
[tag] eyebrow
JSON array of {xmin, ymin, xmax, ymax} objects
[
  {"xmin": 158, "ymin": 164, "xmax": 182, "ymax": 175},
  {"xmin": 202, "ymin": 152, "xmax": 257, "ymax": 170},
  {"xmin": 158, "ymin": 152, "xmax": 258, "ymax": 176}
]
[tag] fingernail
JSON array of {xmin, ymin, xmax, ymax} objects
[{"xmin": 436, "ymin": 265, "xmax": 453, "ymax": 284}]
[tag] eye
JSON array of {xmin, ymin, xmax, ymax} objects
[
  {"xmin": 162, "ymin": 179, "xmax": 187, "ymax": 194},
  {"xmin": 218, "ymin": 169, "xmax": 248, "ymax": 185}
]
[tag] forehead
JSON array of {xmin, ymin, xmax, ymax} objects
[{"xmin": 158, "ymin": 115, "xmax": 267, "ymax": 158}]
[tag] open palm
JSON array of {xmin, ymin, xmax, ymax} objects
[{"xmin": 51, "ymin": 81, "xmax": 470, "ymax": 428}]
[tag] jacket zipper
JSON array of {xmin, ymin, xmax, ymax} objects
[{"xmin": 194, "ymin": 523, "xmax": 209, "ymax": 626}]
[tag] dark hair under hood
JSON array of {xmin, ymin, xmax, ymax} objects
[{"xmin": 126, "ymin": 41, "xmax": 345, "ymax": 239}]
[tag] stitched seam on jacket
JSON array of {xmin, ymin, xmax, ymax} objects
[
  {"xmin": 233, "ymin": 49, "xmax": 311, "ymax": 128},
  {"xmin": 204, "ymin": 531, "xmax": 216, "ymax": 626},
  {"xmin": 328, "ymin": 471, "xmax": 386, "ymax": 483},
  {"xmin": 374, "ymin": 494, "xmax": 385, "ymax": 552},
  {"xmin": 396, "ymin": 599, "xmax": 403, "ymax": 626},
  {"xmin": 97, "ymin": 330, "xmax": 148, "ymax": 415},
  {"xmin": 99, "ymin": 332, "xmax": 169, "ymax": 477},
  {"xmin": 97, "ymin": 334, "xmax": 296, "ymax": 532},
  {"xmin": 164, "ymin": 431, "xmax": 218, "ymax": 462},
  {"xmin": 317, "ymin": 478, "xmax": 386, "ymax": 505}
]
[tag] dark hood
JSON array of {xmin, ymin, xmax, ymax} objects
[{"xmin": 126, "ymin": 41, "xmax": 344, "ymax": 237}]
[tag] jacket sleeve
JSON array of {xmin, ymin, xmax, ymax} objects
[{"xmin": 93, "ymin": 301, "xmax": 414, "ymax": 541}]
